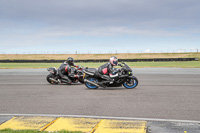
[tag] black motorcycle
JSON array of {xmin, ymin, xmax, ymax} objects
[
  {"xmin": 46, "ymin": 66, "xmax": 84, "ymax": 84},
  {"xmin": 83, "ymin": 63, "xmax": 138, "ymax": 89}
]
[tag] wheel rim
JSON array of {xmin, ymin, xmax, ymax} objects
[
  {"xmin": 86, "ymin": 78, "xmax": 98, "ymax": 89},
  {"xmin": 123, "ymin": 79, "xmax": 137, "ymax": 88}
]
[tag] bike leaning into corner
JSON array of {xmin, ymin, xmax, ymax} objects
[
  {"xmin": 83, "ymin": 62, "xmax": 138, "ymax": 89},
  {"xmin": 46, "ymin": 65, "xmax": 85, "ymax": 84}
]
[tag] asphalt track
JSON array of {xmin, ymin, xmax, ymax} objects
[{"xmin": 0, "ymin": 68, "xmax": 200, "ymax": 132}]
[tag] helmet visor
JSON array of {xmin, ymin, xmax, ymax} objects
[{"xmin": 113, "ymin": 60, "xmax": 118, "ymax": 65}]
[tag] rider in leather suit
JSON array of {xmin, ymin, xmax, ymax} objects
[
  {"xmin": 98, "ymin": 56, "xmax": 118, "ymax": 85},
  {"xmin": 58, "ymin": 57, "xmax": 79, "ymax": 84}
]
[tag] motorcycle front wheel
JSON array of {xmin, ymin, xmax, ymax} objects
[
  {"xmin": 46, "ymin": 73, "xmax": 58, "ymax": 84},
  {"xmin": 123, "ymin": 77, "xmax": 138, "ymax": 89}
]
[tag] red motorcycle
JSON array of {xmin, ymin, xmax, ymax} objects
[{"xmin": 46, "ymin": 66, "xmax": 84, "ymax": 84}]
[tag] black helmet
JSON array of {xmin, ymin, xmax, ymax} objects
[
  {"xmin": 110, "ymin": 56, "xmax": 118, "ymax": 66},
  {"xmin": 67, "ymin": 57, "xmax": 74, "ymax": 65}
]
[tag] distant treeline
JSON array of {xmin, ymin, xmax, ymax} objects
[{"xmin": 0, "ymin": 58, "xmax": 199, "ymax": 63}]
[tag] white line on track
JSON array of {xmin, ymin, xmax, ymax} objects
[{"xmin": 0, "ymin": 114, "xmax": 200, "ymax": 123}]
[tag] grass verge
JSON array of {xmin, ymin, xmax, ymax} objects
[
  {"xmin": 0, "ymin": 129, "xmax": 84, "ymax": 133},
  {"xmin": 0, "ymin": 61, "xmax": 200, "ymax": 69}
]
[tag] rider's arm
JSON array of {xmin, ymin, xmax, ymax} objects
[
  {"xmin": 71, "ymin": 63, "xmax": 78, "ymax": 68},
  {"xmin": 58, "ymin": 65, "xmax": 66, "ymax": 77},
  {"xmin": 108, "ymin": 64, "xmax": 115, "ymax": 75},
  {"xmin": 73, "ymin": 65, "xmax": 79, "ymax": 68},
  {"xmin": 108, "ymin": 64, "xmax": 119, "ymax": 78},
  {"xmin": 118, "ymin": 63, "xmax": 123, "ymax": 67},
  {"xmin": 73, "ymin": 64, "xmax": 83, "ymax": 70}
]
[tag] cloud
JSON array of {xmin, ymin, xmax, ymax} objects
[
  {"xmin": 144, "ymin": 49, "xmax": 151, "ymax": 53},
  {"xmin": 1, "ymin": 0, "xmax": 200, "ymax": 28},
  {"xmin": 0, "ymin": 0, "xmax": 200, "ymax": 53},
  {"xmin": 177, "ymin": 49, "xmax": 186, "ymax": 53}
]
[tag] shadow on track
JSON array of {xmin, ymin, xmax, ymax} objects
[
  {"xmin": 84, "ymin": 87, "xmax": 136, "ymax": 90},
  {"xmin": 47, "ymin": 83, "xmax": 83, "ymax": 86}
]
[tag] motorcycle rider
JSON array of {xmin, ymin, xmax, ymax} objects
[
  {"xmin": 57, "ymin": 57, "xmax": 79, "ymax": 84},
  {"xmin": 98, "ymin": 56, "xmax": 118, "ymax": 86}
]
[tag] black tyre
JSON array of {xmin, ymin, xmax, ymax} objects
[
  {"xmin": 46, "ymin": 73, "xmax": 58, "ymax": 84},
  {"xmin": 79, "ymin": 79, "xmax": 84, "ymax": 84},
  {"xmin": 123, "ymin": 77, "xmax": 138, "ymax": 89},
  {"xmin": 85, "ymin": 77, "xmax": 99, "ymax": 89}
]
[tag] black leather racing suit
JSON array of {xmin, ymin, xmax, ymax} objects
[
  {"xmin": 98, "ymin": 62, "xmax": 115, "ymax": 84},
  {"xmin": 58, "ymin": 62, "xmax": 78, "ymax": 83}
]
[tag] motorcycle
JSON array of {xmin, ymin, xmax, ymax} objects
[
  {"xmin": 46, "ymin": 66, "xmax": 85, "ymax": 84},
  {"xmin": 83, "ymin": 62, "xmax": 138, "ymax": 89}
]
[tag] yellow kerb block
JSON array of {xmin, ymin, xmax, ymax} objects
[
  {"xmin": 93, "ymin": 119, "xmax": 147, "ymax": 133},
  {"xmin": 0, "ymin": 116, "xmax": 56, "ymax": 130},
  {"xmin": 45, "ymin": 117, "xmax": 101, "ymax": 132}
]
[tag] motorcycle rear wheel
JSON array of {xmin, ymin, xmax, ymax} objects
[
  {"xmin": 46, "ymin": 73, "xmax": 58, "ymax": 84},
  {"xmin": 85, "ymin": 77, "xmax": 99, "ymax": 89}
]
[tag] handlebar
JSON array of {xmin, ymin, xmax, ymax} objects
[{"xmin": 118, "ymin": 64, "xmax": 123, "ymax": 67}]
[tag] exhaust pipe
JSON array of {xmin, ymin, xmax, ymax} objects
[
  {"xmin": 49, "ymin": 78, "xmax": 59, "ymax": 83},
  {"xmin": 84, "ymin": 79, "xmax": 99, "ymax": 87}
]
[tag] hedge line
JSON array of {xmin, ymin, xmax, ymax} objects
[{"xmin": 0, "ymin": 58, "xmax": 199, "ymax": 63}]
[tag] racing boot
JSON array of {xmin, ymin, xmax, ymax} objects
[
  {"xmin": 61, "ymin": 76, "xmax": 72, "ymax": 84},
  {"xmin": 98, "ymin": 82, "xmax": 107, "ymax": 88},
  {"xmin": 68, "ymin": 73, "xmax": 79, "ymax": 83}
]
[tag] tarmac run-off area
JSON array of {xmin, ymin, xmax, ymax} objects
[{"xmin": 0, "ymin": 68, "xmax": 200, "ymax": 132}]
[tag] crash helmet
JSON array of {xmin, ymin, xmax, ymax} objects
[
  {"xmin": 110, "ymin": 56, "xmax": 118, "ymax": 66},
  {"xmin": 67, "ymin": 57, "xmax": 74, "ymax": 65}
]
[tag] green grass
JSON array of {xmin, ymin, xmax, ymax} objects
[
  {"xmin": 0, "ymin": 63, "xmax": 62, "ymax": 69},
  {"xmin": 0, "ymin": 63, "xmax": 104, "ymax": 69},
  {"xmin": 0, "ymin": 61, "xmax": 199, "ymax": 69},
  {"xmin": 0, "ymin": 129, "xmax": 84, "ymax": 133},
  {"xmin": 128, "ymin": 61, "xmax": 200, "ymax": 68}
]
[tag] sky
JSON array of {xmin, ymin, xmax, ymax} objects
[{"xmin": 0, "ymin": 0, "xmax": 200, "ymax": 54}]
